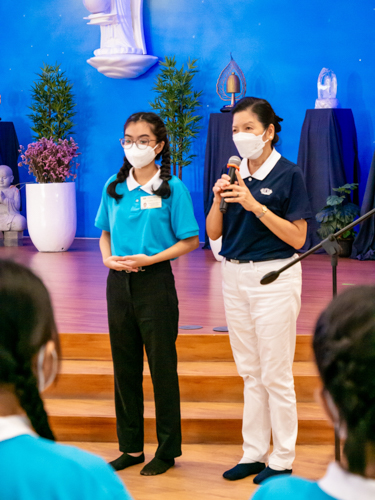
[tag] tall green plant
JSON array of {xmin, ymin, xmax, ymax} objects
[
  {"xmin": 150, "ymin": 56, "xmax": 202, "ymax": 179},
  {"xmin": 28, "ymin": 63, "xmax": 76, "ymax": 141}
]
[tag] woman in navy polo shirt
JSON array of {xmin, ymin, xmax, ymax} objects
[
  {"xmin": 206, "ymin": 97, "xmax": 311, "ymax": 484},
  {"xmin": 95, "ymin": 112, "xmax": 199, "ymax": 476}
]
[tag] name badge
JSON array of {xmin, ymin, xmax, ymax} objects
[{"xmin": 141, "ymin": 195, "xmax": 162, "ymax": 210}]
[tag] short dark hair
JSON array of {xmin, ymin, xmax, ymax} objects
[
  {"xmin": 232, "ymin": 97, "xmax": 283, "ymax": 147},
  {"xmin": 313, "ymin": 285, "xmax": 375, "ymax": 474}
]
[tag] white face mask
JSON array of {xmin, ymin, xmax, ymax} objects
[
  {"xmin": 124, "ymin": 143, "xmax": 158, "ymax": 169},
  {"xmin": 37, "ymin": 344, "xmax": 58, "ymax": 392},
  {"xmin": 232, "ymin": 130, "xmax": 269, "ymax": 160}
]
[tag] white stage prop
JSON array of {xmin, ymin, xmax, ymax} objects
[{"xmin": 83, "ymin": 0, "xmax": 158, "ymax": 79}]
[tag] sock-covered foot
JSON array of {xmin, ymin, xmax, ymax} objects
[
  {"xmin": 253, "ymin": 466, "xmax": 292, "ymax": 484},
  {"xmin": 223, "ymin": 462, "xmax": 266, "ymax": 481},
  {"xmin": 109, "ymin": 452, "xmax": 145, "ymax": 471},
  {"xmin": 140, "ymin": 457, "xmax": 175, "ymax": 476}
]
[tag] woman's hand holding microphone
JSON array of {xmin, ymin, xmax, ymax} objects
[{"xmin": 214, "ymin": 170, "xmax": 263, "ymax": 214}]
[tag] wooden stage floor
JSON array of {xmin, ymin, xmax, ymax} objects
[
  {"xmin": 1, "ymin": 238, "xmax": 375, "ymax": 335},
  {"xmin": 2, "ymin": 239, "xmax": 375, "ymax": 500}
]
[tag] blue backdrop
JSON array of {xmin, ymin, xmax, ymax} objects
[{"xmin": 1, "ymin": 0, "xmax": 374, "ymax": 241}]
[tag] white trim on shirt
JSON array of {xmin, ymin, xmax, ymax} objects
[
  {"xmin": 0, "ymin": 415, "xmax": 36, "ymax": 442},
  {"xmin": 126, "ymin": 167, "xmax": 163, "ymax": 195},
  {"xmin": 239, "ymin": 148, "xmax": 281, "ymax": 181},
  {"xmin": 318, "ymin": 462, "xmax": 375, "ymax": 500}
]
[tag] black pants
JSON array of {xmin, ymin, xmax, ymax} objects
[{"xmin": 106, "ymin": 261, "xmax": 182, "ymax": 459}]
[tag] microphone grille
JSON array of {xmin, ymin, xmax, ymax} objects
[{"xmin": 228, "ymin": 156, "xmax": 241, "ymax": 166}]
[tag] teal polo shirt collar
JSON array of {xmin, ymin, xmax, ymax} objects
[
  {"xmin": 126, "ymin": 167, "xmax": 163, "ymax": 195},
  {"xmin": 239, "ymin": 148, "xmax": 281, "ymax": 181}
]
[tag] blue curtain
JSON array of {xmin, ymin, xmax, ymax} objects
[
  {"xmin": 351, "ymin": 150, "xmax": 375, "ymax": 260},
  {"xmin": 297, "ymin": 109, "xmax": 359, "ymax": 251},
  {"xmin": 203, "ymin": 113, "xmax": 237, "ymax": 248},
  {"xmin": 0, "ymin": 122, "xmax": 20, "ymax": 187}
]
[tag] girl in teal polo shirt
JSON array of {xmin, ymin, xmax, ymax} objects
[
  {"xmin": 252, "ymin": 285, "xmax": 375, "ymax": 499},
  {"xmin": 0, "ymin": 260, "xmax": 132, "ymax": 500},
  {"xmin": 95, "ymin": 112, "xmax": 199, "ymax": 476}
]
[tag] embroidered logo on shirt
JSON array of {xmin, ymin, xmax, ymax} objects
[{"xmin": 260, "ymin": 188, "xmax": 273, "ymax": 195}]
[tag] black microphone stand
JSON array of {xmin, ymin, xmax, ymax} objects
[{"xmin": 260, "ymin": 206, "xmax": 375, "ymax": 463}]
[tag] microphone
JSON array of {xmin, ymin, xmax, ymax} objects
[{"xmin": 220, "ymin": 155, "xmax": 242, "ymax": 214}]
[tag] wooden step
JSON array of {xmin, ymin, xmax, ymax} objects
[
  {"xmin": 60, "ymin": 332, "xmax": 313, "ymax": 362},
  {"xmin": 45, "ymin": 398, "xmax": 333, "ymax": 445},
  {"xmin": 46, "ymin": 360, "xmax": 320, "ymax": 402}
]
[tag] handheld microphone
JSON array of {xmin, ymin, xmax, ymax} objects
[{"xmin": 220, "ymin": 155, "xmax": 242, "ymax": 214}]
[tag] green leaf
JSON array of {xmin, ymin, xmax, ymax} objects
[{"xmin": 326, "ymin": 195, "xmax": 345, "ymax": 206}]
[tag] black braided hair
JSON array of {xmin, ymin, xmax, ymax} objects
[
  {"xmin": 232, "ymin": 96, "xmax": 283, "ymax": 147},
  {"xmin": 107, "ymin": 111, "xmax": 172, "ymax": 202},
  {"xmin": 313, "ymin": 285, "xmax": 375, "ymax": 475},
  {"xmin": 0, "ymin": 260, "xmax": 60, "ymax": 440}
]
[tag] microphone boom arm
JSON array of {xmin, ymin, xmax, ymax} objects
[{"xmin": 260, "ymin": 207, "xmax": 375, "ymax": 285}]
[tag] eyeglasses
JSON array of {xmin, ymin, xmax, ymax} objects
[{"xmin": 119, "ymin": 138, "xmax": 157, "ymax": 150}]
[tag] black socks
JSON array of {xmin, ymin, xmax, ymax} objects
[
  {"xmin": 223, "ymin": 462, "xmax": 265, "ymax": 480},
  {"xmin": 109, "ymin": 452, "xmax": 145, "ymax": 471},
  {"xmin": 140, "ymin": 457, "xmax": 175, "ymax": 476},
  {"xmin": 109, "ymin": 453, "xmax": 174, "ymax": 475},
  {"xmin": 253, "ymin": 466, "xmax": 292, "ymax": 484}
]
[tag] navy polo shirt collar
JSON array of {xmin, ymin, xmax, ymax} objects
[
  {"xmin": 126, "ymin": 167, "xmax": 163, "ymax": 195},
  {"xmin": 239, "ymin": 148, "xmax": 281, "ymax": 181}
]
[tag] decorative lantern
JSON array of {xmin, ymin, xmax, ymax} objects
[{"xmin": 216, "ymin": 55, "xmax": 246, "ymax": 112}]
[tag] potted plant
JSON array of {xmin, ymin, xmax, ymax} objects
[
  {"xmin": 315, "ymin": 183, "xmax": 360, "ymax": 257},
  {"xmin": 19, "ymin": 63, "xmax": 79, "ymax": 252},
  {"xmin": 150, "ymin": 56, "xmax": 202, "ymax": 179}
]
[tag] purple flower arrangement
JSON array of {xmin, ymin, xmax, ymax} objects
[{"xmin": 18, "ymin": 137, "xmax": 80, "ymax": 183}]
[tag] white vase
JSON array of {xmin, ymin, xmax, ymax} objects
[{"xmin": 26, "ymin": 182, "xmax": 77, "ymax": 252}]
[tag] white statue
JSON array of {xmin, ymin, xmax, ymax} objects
[
  {"xmin": 0, "ymin": 165, "xmax": 27, "ymax": 246},
  {"xmin": 83, "ymin": 0, "xmax": 158, "ymax": 79},
  {"xmin": 315, "ymin": 68, "xmax": 340, "ymax": 109}
]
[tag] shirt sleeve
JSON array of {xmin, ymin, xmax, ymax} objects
[
  {"xmin": 95, "ymin": 183, "xmax": 111, "ymax": 232},
  {"xmin": 283, "ymin": 168, "xmax": 312, "ymax": 222},
  {"xmin": 171, "ymin": 181, "xmax": 200, "ymax": 240},
  {"xmin": 98, "ymin": 464, "xmax": 134, "ymax": 500}
]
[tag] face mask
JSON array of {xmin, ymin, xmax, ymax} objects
[
  {"xmin": 124, "ymin": 143, "xmax": 158, "ymax": 169},
  {"xmin": 232, "ymin": 130, "xmax": 269, "ymax": 160},
  {"xmin": 37, "ymin": 344, "xmax": 58, "ymax": 392}
]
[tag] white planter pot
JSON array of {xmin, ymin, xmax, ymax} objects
[{"xmin": 26, "ymin": 182, "xmax": 77, "ymax": 252}]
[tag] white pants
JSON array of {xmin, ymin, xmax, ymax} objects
[{"xmin": 221, "ymin": 256, "xmax": 302, "ymax": 470}]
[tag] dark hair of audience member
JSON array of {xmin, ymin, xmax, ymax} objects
[
  {"xmin": 313, "ymin": 285, "xmax": 375, "ymax": 475},
  {"xmin": 0, "ymin": 260, "xmax": 60, "ymax": 440}
]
